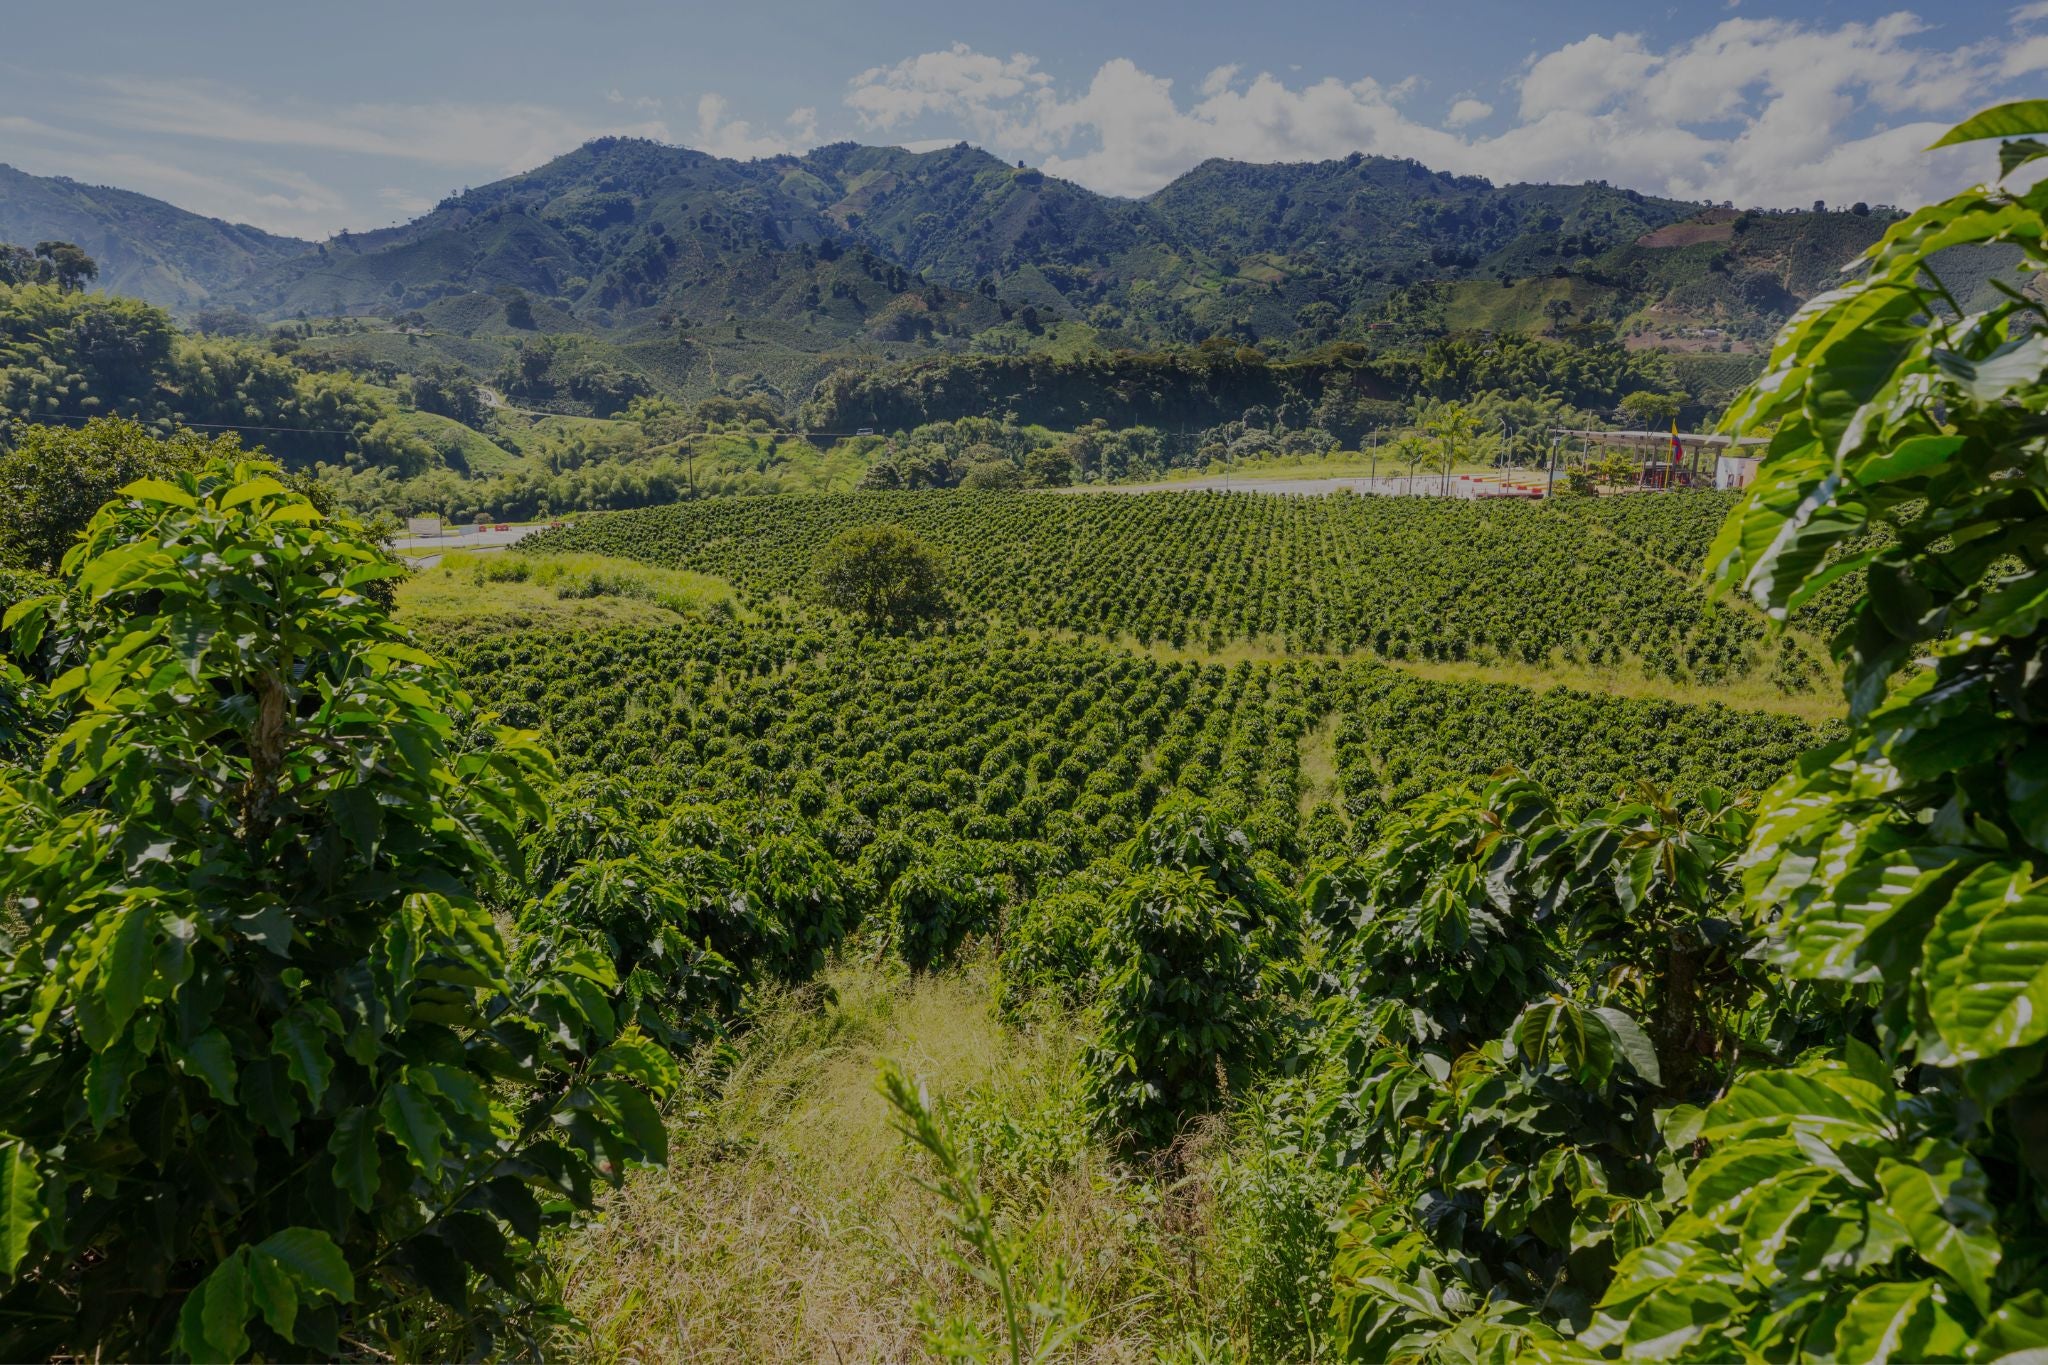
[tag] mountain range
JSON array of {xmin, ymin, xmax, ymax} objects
[{"xmin": 0, "ymin": 138, "xmax": 1914, "ymax": 342}]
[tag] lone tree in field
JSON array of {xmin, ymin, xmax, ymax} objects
[{"xmin": 813, "ymin": 523, "xmax": 947, "ymax": 632}]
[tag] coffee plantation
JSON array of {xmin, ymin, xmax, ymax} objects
[
  {"xmin": 522, "ymin": 486, "xmax": 1827, "ymax": 688},
  {"xmin": 2, "ymin": 96, "xmax": 2046, "ymax": 1365}
]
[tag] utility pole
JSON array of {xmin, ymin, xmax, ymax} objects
[{"xmin": 1546, "ymin": 434, "xmax": 1558, "ymax": 498}]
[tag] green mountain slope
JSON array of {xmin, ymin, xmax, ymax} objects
[
  {"xmin": 0, "ymin": 163, "xmax": 311, "ymax": 308},
  {"xmin": 4, "ymin": 136, "xmax": 1953, "ymax": 356}
]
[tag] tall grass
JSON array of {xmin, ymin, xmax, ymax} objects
[{"xmin": 552, "ymin": 953, "xmax": 1252, "ymax": 1361}]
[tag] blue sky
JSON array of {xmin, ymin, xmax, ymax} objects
[{"xmin": 0, "ymin": 1, "xmax": 2033, "ymax": 238}]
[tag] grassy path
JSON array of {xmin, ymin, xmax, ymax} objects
[{"xmin": 554, "ymin": 956, "xmax": 1229, "ymax": 1362}]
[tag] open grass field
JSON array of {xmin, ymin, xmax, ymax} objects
[{"xmin": 396, "ymin": 548, "xmax": 740, "ymax": 628}]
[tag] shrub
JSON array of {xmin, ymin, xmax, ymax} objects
[
  {"xmin": 1577, "ymin": 100, "xmax": 2048, "ymax": 1361},
  {"xmin": 998, "ymin": 882, "xmax": 1109, "ymax": 1013},
  {"xmin": 1084, "ymin": 866, "xmax": 1262, "ymax": 1147},
  {"xmin": 519, "ymin": 857, "xmax": 742, "ymax": 1052},
  {"xmin": 0, "ymin": 462, "xmax": 676, "ymax": 1359},
  {"xmin": 886, "ymin": 840, "xmax": 1004, "ymax": 971}
]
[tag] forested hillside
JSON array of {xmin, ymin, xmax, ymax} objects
[
  {"xmin": 0, "ymin": 163, "xmax": 309, "ymax": 308},
  {"xmin": 3, "ymin": 137, "xmax": 1932, "ymax": 356}
]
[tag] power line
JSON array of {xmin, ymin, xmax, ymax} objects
[{"xmin": 8, "ymin": 408, "xmax": 895, "ymax": 443}]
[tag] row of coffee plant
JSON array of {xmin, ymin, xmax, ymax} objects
[
  {"xmin": 438, "ymin": 620, "xmax": 1820, "ymax": 874},
  {"xmin": 523, "ymin": 487, "xmax": 1825, "ymax": 688}
]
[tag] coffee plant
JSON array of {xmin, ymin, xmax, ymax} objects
[
  {"xmin": 0, "ymin": 465, "xmax": 677, "ymax": 1360},
  {"xmin": 1278, "ymin": 101, "xmax": 2048, "ymax": 1362},
  {"xmin": 1086, "ymin": 861, "xmax": 1266, "ymax": 1148},
  {"xmin": 1565, "ymin": 99, "xmax": 2048, "ymax": 1362},
  {"xmin": 439, "ymin": 620, "xmax": 1821, "ymax": 906}
]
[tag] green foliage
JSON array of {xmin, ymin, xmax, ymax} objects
[
  {"xmin": 441, "ymin": 619, "xmax": 1818, "ymax": 924},
  {"xmin": 878, "ymin": 1060, "xmax": 1082, "ymax": 1362},
  {"xmin": 1085, "ymin": 801, "xmax": 1278, "ymax": 1147},
  {"xmin": 0, "ymin": 418, "xmax": 245, "ymax": 569},
  {"xmin": 1617, "ymin": 390, "xmax": 1685, "ymax": 429},
  {"xmin": 1312, "ymin": 775, "xmax": 1787, "ymax": 1360},
  {"xmin": 1086, "ymin": 866, "xmax": 1259, "ymax": 1147},
  {"xmin": 999, "ymin": 879, "xmax": 1111, "ymax": 1012},
  {"xmin": 887, "ymin": 839, "xmax": 1004, "ymax": 970},
  {"xmin": 812, "ymin": 522, "xmax": 949, "ymax": 633},
  {"xmin": 0, "ymin": 461, "xmax": 676, "ymax": 1359},
  {"xmin": 518, "ymin": 857, "xmax": 741, "ymax": 1052},
  {"xmin": 1568, "ymin": 101, "xmax": 2048, "ymax": 1362},
  {"xmin": 0, "ymin": 288, "xmax": 441, "ymax": 476},
  {"xmin": 499, "ymin": 333, "xmax": 652, "ymax": 417}
]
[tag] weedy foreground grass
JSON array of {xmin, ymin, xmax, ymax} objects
[{"xmin": 553, "ymin": 953, "xmax": 1244, "ymax": 1362}]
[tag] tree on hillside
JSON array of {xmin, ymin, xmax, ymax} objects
[
  {"xmin": 33, "ymin": 240, "xmax": 96, "ymax": 294},
  {"xmin": 812, "ymin": 523, "xmax": 948, "ymax": 633},
  {"xmin": 1390, "ymin": 431, "xmax": 1430, "ymax": 495},
  {"xmin": 1618, "ymin": 389, "xmax": 1685, "ymax": 430},
  {"xmin": 1024, "ymin": 444, "xmax": 1075, "ymax": 487},
  {"xmin": 1419, "ymin": 400, "xmax": 1500, "ymax": 495},
  {"xmin": 0, "ymin": 243, "xmax": 41, "ymax": 287}
]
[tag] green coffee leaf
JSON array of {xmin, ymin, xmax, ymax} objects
[
  {"xmin": 270, "ymin": 1007, "xmax": 336, "ymax": 1109},
  {"xmin": 1591, "ymin": 1006, "xmax": 1660, "ymax": 1085},
  {"xmin": 0, "ymin": 1140, "xmax": 46, "ymax": 1280},
  {"xmin": 176, "ymin": 1249, "xmax": 252, "ymax": 1363},
  {"xmin": 1922, "ymin": 862, "xmax": 2048, "ymax": 1062},
  {"xmin": 1931, "ymin": 101, "xmax": 2048, "ymax": 146},
  {"xmin": 381, "ymin": 1081, "xmax": 448, "ymax": 1177},
  {"xmin": 1876, "ymin": 1142, "xmax": 2000, "ymax": 1313},
  {"xmin": 327, "ymin": 1108, "xmax": 380, "ymax": 1213},
  {"xmin": 1832, "ymin": 1280, "xmax": 1970, "ymax": 1364}
]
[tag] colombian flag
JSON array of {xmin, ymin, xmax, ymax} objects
[{"xmin": 1669, "ymin": 421, "xmax": 1683, "ymax": 462}]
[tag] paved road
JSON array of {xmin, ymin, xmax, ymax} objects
[{"xmin": 1080, "ymin": 473, "xmax": 1551, "ymax": 499}]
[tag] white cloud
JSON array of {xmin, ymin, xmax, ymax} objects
[
  {"xmin": 687, "ymin": 96, "xmax": 826, "ymax": 159},
  {"xmin": 4, "ymin": 9, "xmax": 2028, "ymax": 239},
  {"xmin": 1520, "ymin": 34, "xmax": 1658, "ymax": 119},
  {"xmin": 378, "ymin": 185, "xmax": 434, "ymax": 221},
  {"xmin": 843, "ymin": 15, "xmax": 2016, "ymax": 207},
  {"xmin": 691, "ymin": 92, "xmax": 817, "ymax": 158},
  {"xmin": 847, "ymin": 43, "xmax": 1051, "ymax": 135},
  {"xmin": 1445, "ymin": 97, "xmax": 1493, "ymax": 129}
]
